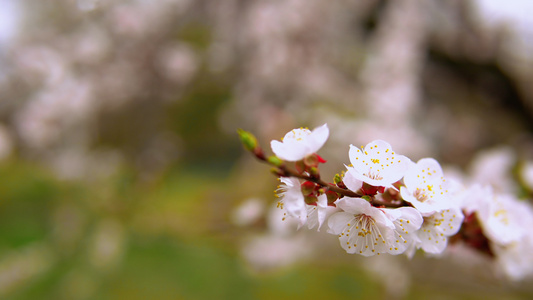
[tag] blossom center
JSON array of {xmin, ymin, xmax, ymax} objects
[
  {"xmin": 424, "ymin": 215, "xmax": 443, "ymax": 227},
  {"xmin": 414, "ymin": 188, "xmax": 429, "ymax": 202},
  {"xmin": 353, "ymin": 214, "xmax": 376, "ymax": 237},
  {"xmin": 363, "ymin": 170, "xmax": 383, "ymax": 181}
]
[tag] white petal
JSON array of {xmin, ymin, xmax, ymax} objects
[
  {"xmin": 327, "ymin": 212, "xmax": 354, "ymax": 235},
  {"xmin": 343, "ymin": 167, "xmax": 363, "ymax": 191},
  {"xmin": 394, "ymin": 207, "xmax": 424, "ymax": 229},
  {"xmin": 279, "ymin": 176, "xmax": 298, "ymax": 187},
  {"xmin": 315, "ymin": 194, "xmax": 328, "ymax": 230},
  {"xmin": 383, "ymin": 207, "xmax": 423, "ymax": 255},
  {"xmin": 417, "ymin": 227, "xmax": 448, "ymax": 254},
  {"xmin": 335, "ymin": 197, "xmax": 370, "ymax": 214},
  {"xmin": 307, "ymin": 123, "xmax": 329, "ymax": 153},
  {"xmin": 403, "ymin": 158, "xmax": 443, "ymax": 190},
  {"xmin": 271, "ymin": 140, "xmax": 308, "ymax": 161},
  {"xmin": 433, "ymin": 207, "xmax": 464, "ymax": 236},
  {"xmin": 306, "ymin": 194, "xmax": 328, "ymax": 231},
  {"xmin": 484, "ymin": 194, "xmax": 526, "ymax": 245},
  {"xmin": 399, "ymin": 186, "xmax": 415, "ymax": 204},
  {"xmin": 305, "ymin": 205, "xmax": 320, "ymax": 230},
  {"xmin": 493, "ymin": 237, "xmax": 533, "ymax": 280},
  {"xmin": 416, "ymin": 207, "xmax": 464, "ymax": 255},
  {"xmin": 277, "ymin": 177, "xmax": 307, "ymax": 226}
]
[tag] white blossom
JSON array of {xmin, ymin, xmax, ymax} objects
[
  {"xmin": 487, "ymin": 194, "xmax": 533, "ymax": 280},
  {"xmin": 276, "ymin": 177, "xmax": 306, "ymax": 226},
  {"xmin": 347, "ymin": 140, "xmax": 410, "ymax": 188},
  {"xmin": 276, "ymin": 177, "xmax": 330, "ymax": 230},
  {"xmin": 328, "ymin": 197, "xmax": 422, "ymax": 256},
  {"xmin": 460, "ymin": 184, "xmax": 533, "ymax": 279},
  {"xmin": 270, "ymin": 124, "xmax": 329, "ymax": 161},
  {"xmin": 400, "ymin": 158, "xmax": 453, "ymax": 216},
  {"xmin": 463, "ymin": 185, "xmax": 524, "ymax": 245}
]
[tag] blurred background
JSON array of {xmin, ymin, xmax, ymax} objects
[{"xmin": 0, "ymin": 0, "xmax": 533, "ymax": 299}]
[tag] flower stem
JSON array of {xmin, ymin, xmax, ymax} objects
[{"xmin": 277, "ymin": 165, "xmax": 363, "ymax": 198}]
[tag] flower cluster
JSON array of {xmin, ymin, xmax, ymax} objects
[{"xmin": 238, "ymin": 124, "xmax": 533, "ymax": 280}]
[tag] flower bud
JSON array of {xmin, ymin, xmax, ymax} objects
[
  {"xmin": 361, "ymin": 195, "xmax": 372, "ymax": 202},
  {"xmin": 301, "ymin": 181, "xmax": 316, "ymax": 196},
  {"xmin": 333, "ymin": 173, "xmax": 342, "ymax": 184},
  {"xmin": 237, "ymin": 129, "xmax": 258, "ymax": 152},
  {"xmin": 267, "ymin": 156, "xmax": 284, "ymax": 167}
]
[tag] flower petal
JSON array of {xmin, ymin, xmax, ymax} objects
[
  {"xmin": 335, "ymin": 197, "xmax": 371, "ymax": 214},
  {"xmin": 327, "ymin": 212, "xmax": 355, "ymax": 235},
  {"xmin": 307, "ymin": 123, "xmax": 329, "ymax": 153},
  {"xmin": 271, "ymin": 140, "xmax": 308, "ymax": 161},
  {"xmin": 270, "ymin": 124, "xmax": 329, "ymax": 161},
  {"xmin": 343, "ymin": 167, "xmax": 363, "ymax": 191}
]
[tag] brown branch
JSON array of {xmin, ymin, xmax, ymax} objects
[{"xmin": 278, "ymin": 165, "xmax": 363, "ymax": 198}]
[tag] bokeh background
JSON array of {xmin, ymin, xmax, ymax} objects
[{"xmin": 1, "ymin": 0, "xmax": 533, "ymax": 299}]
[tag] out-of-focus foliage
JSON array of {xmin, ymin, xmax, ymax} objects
[
  {"xmin": 0, "ymin": 161, "xmax": 388, "ymax": 300},
  {"xmin": 0, "ymin": 0, "xmax": 532, "ymax": 299}
]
